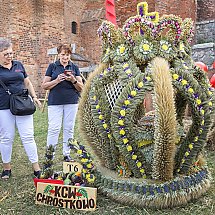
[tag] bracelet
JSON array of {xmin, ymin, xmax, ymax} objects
[{"xmin": 72, "ymin": 80, "xmax": 78, "ymax": 85}]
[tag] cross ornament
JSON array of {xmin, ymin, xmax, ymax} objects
[{"xmin": 137, "ymin": 2, "xmax": 159, "ymax": 23}]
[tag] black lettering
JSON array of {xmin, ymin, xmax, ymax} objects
[
  {"xmin": 41, "ymin": 194, "xmax": 48, "ymax": 203},
  {"xmin": 69, "ymin": 200, "xmax": 76, "ymax": 209},
  {"xmin": 53, "ymin": 198, "xmax": 58, "ymax": 206},
  {"xmin": 64, "ymin": 199, "xmax": 71, "ymax": 208},
  {"xmin": 61, "ymin": 187, "xmax": 68, "ymax": 198},
  {"xmin": 58, "ymin": 199, "xmax": 64, "ymax": 208},
  {"xmin": 46, "ymin": 196, "xmax": 53, "ymax": 205},
  {"xmin": 36, "ymin": 193, "xmax": 42, "ymax": 202},
  {"xmin": 67, "ymin": 164, "xmax": 72, "ymax": 172},
  {"xmin": 82, "ymin": 199, "xmax": 89, "ymax": 209},
  {"xmin": 89, "ymin": 198, "xmax": 95, "ymax": 208},
  {"xmin": 76, "ymin": 200, "xmax": 82, "ymax": 209},
  {"xmin": 68, "ymin": 187, "xmax": 77, "ymax": 198},
  {"xmin": 55, "ymin": 186, "xmax": 61, "ymax": 197}
]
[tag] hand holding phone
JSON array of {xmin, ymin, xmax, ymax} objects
[{"xmin": 64, "ymin": 70, "xmax": 73, "ymax": 76}]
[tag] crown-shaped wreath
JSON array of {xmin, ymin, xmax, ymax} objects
[{"xmin": 66, "ymin": 2, "xmax": 214, "ymax": 209}]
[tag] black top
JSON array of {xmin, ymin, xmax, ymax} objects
[
  {"xmin": 45, "ymin": 60, "xmax": 80, "ymax": 105},
  {"xmin": 0, "ymin": 60, "xmax": 27, "ymax": 110}
]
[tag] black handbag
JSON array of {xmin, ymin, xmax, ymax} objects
[{"xmin": 0, "ymin": 79, "xmax": 36, "ymax": 116}]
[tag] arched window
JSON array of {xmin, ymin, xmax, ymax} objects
[{"xmin": 71, "ymin": 21, "xmax": 77, "ymax": 34}]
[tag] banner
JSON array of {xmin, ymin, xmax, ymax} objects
[
  {"xmin": 36, "ymin": 182, "xmax": 97, "ymax": 211},
  {"xmin": 105, "ymin": 0, "xmax": 117, "ymax": 25}
]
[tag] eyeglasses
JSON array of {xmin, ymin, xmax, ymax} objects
[{"xmin": 3, "ymin": 52, "xmax": 13, "ymax": 57}]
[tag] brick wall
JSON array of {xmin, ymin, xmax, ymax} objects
[{"xmin": 197, "ymin": 0, "xmax": 215, "ymax": 21}]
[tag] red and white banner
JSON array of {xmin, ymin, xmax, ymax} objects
[{"xmin": 105, "ymin": 0, "xmax": 117, "ymax": 25}]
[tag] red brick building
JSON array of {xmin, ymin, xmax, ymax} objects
[{"xmin": 0, "ymin": 0, "xmax": 214, "ymax": 96}]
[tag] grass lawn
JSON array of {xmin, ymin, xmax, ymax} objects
[{"xmin": 0, "ymin": 109, "xmax": 214, "ymax": 215}]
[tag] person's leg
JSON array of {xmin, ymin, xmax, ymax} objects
[
  {"xmin": 47, "ymin": 105, "xmax": 63, "ymax": 150},
  {"xmin": 0, "ymin": 109, "xmax": 16, "ymax": 178},
  {"xmin": 16, "ymin": 115, "xmax": 40, "ymax": 173},
  {"xmin": 63, "ymin": 104, "xmax": 78, "ymax": 157}
]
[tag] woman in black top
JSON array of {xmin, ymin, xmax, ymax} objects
[
  {"xmin": 0, "ymin": 37, "xmax": 41, "ymax": 179},
  {"xmin": 42, "ymin": 44, "xmax": 83, "ymax": 161}
]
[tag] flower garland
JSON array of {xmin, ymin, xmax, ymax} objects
[
  {"xmin": 111, "ymin": 72, "xmax": 154, "ymax": 178},
  {"xmin": 68, "ymin": 139, "xmax": 95, "ymax": 185},
  {"xmin": 170, "ymin": 68, "xmax": 213, "ymax": 173}
]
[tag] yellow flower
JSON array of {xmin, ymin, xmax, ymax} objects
[
  {"xmin": 81, "ymin": 158, "xmax": 88, "ymax": 163},
  {"xmin": 119, "ymin": 129, "xmax": 125, "ymax": 135},
  {"xmin": 194, "ymin": 137, "xmax": 198, "ymax": 142},
  {"xmin": 180, "ymin": 43, "xmax": 185, "ymax": 51},
  {"xmin": 199, "ymin": 129, "xmax": 203, "ymax": 134},
  {"xmin": 77, "ymin": 150, "xmax": 82, "ymax": 155},
  {"xmin": 189, "ymin": 144, "xmax": 193, "ymax": 150},
  {"xmin": 119, "ymin": 46, "xmax": 125, "ymax": 54},
  {"xmin": 131, "ymin": 90, "xmax": 137, "ymax": 97},
  {"xmin": 185, "ymin": 152, "xmax": 189, "ymax": 157},
  {"xmin": 138, "ymin": 82, "xmax": 144, "ymax": 88},
  {"xmin": 137, "ymin": 162, "xmax": 142, "ymax": 168},
  {"xmin": 196, "ymin": 99, "xmax": 201, "ymax": 105},
  {"xmin": 142, "ymin": 44, "xmax": 150, "ymax": 51},
  {"xmin": 208, "ymin": 91, "xmax": 212, "ymax": 95},
  {"xmin": 181, "ymin": 79, "xmax": 187, "ymax": 85},
  {"xmin": 96, "ymin": 105, "xmax": 100, "ymax": 109},
  {"xmin": 208, "ymin": 101, "xmax": 213, "ymax": 106},
  {"xmin": 162, "ymin": 44, "xmax": 168, "ymax": 51},
  {"xmin": 142, "ymin": 174, "xmax": 147, "ymax": 179},
  {"xmin": 99, "ymin": 115, "xmax": 103, "ymax": 120},
  {"xmin": 126, "ymin": 69, "xmax": 132, "ymax": 74},
  {"xmin": 201, "ymin": 109, "xmax": 205, "ymax": 115},
  {"xmin": 124, "ymin": 100, "xmax": 130, "ymax": 105},
  {"xmin": 173, "ymin": 74, "xmax": 179, "ymax": 80},
  {"xmin": 120, "ymin": 110, "xmax": 126, "ymax": 116},
  {"xmin": 123, "ymin": 63, "xmax": 129, "ymax": 68},
  {"xmin": 103, "ymin": 123, "xmax": 108, "ymax": 129},
  {"xmin": 201, "ymin": 120, "xmax": 205, "ymax": 125},
  {"xmin": 118, "ymin": 120, "xmax": 124, "ymax": 126},
  {"xmin": 140, "ymin": 168, "xmax": 145, "ymax": 173},
  {"xmin": 87, "ymin": 163, "xmax": 93, "ymax": 168},
  {"xmin": 127, "ymin": 145, "xmax": 132, "ymax": 151},
  {"xmin": 123, "ymin": 138, "xmax": 129, "ymax": 144},
  {"xmin": 188, "ymin": 88, "xmax": 194, "ymax": 93},
  {"xmin": 181, "ymin": 159, "xmax": 185, "ymax": 164},
  {"xmin": 103, "ymin": 70, "xmax": 107, "ymax": 75},
  {"xmin": 132, "ymin": 154, "xmax": 137, "ymax": 160},
  {"xmin": 108, "ymin": 134, "xmax": 112, "ymax": 139},
  {"xmin": 82, "ymin": 169, "xmax": 87, "ymax": 173},
  {"xmin": 146, "ymin": 76, "xmax": 151, "ymax": 81},
  {"xmin": 93, "ymin": 95, "xmax": 96, "ymax": 101},
  {"xmin": 86, "ymin": 174, "xmax": 95, "ymax": 183}
]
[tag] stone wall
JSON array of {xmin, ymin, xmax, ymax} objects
[
  {"xmin": 195, "ymin": 20, "xmax": 215, "ymax": 44},
  {"xmin": 192, "ymin": 43, "xmax": 215, "ymax": 70}
]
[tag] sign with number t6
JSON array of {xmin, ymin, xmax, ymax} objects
[{"xmin": 63, "ymin": 162, "xmax": 83, "ymax": 174}]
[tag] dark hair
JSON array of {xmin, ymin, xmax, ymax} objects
[
  {"xmin": 0, "ymin": 37, "xmax": 12, "ymax": 52},
  {"xmin": 57, "ymin": 44, "xmax": 72, "ymax": 54}
]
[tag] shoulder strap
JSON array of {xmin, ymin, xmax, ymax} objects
[{"xmin": 0, "ymin": 79, "xmax": 11, "ymax": 95}]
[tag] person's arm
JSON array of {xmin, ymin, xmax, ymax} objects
[
  {"xmin": 24, "ymin": 77, "xmax": 41, "ymax": 108},
  {"xmin": 66, "ymin": 75, "xmax": 83, "ymax": 92},
  {"xmin": 42, "ymin": 74, "xmax": 66, "ymax": 90}
]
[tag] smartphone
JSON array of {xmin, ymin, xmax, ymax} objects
[{"xmin": 64, "ymin": 70, "xmax": 74, "ymax": 76}]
